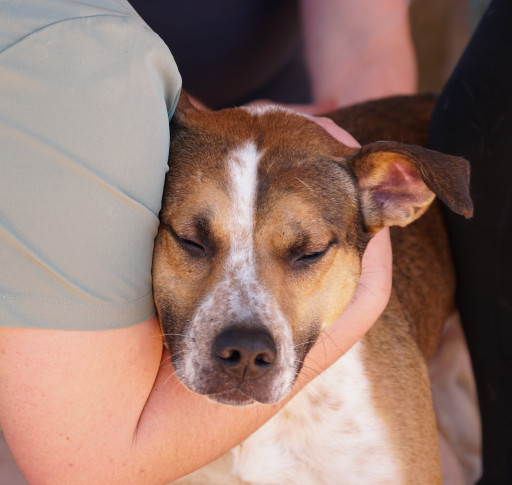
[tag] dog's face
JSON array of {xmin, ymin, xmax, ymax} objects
[{"xmin": 153, "ymin": 98, "xmax": 472, "ymax": 406}]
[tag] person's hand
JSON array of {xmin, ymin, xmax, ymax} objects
[
  {"xmin": 187, "ymin": 93, "xmax": 210, "ymax": 111},
  {"xmin": 306, "ymin": 113, "xmax": 360, "ymax": 147},
  {"xmin": 297, "ymin": 114, "xmax": 393, "ymax": 376}
]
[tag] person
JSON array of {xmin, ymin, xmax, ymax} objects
[
  {"xmin": 429, "ymin": 0, "xmax": 512, "ymax": 482},
  {"xmin": 0, "ymin": 1, "xmax": 415, "ymax": 483}
]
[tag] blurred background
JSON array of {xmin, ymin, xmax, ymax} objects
[{"xmin": 411, "ymin": 0, "xmax": 490, "ymax": 92}]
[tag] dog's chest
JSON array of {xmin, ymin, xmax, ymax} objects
[{"xmin": 177, "ymin": 342, "xmax": 402, "ymax": 485}]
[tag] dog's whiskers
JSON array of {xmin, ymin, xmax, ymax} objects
[
  {"xmin": 293, "ymin": 338, "xmax": 319, "ymax": 349},
  {"xmin": 318, "ymin": 331, "xmax": 343, "ymax": 354},
  {"xmin": 160, "ymin": 332, "xmax": 188, "ymax": 337},
  {"xmin": 295, "ymin": 176, "xmax": 314, "ymax": 192}
]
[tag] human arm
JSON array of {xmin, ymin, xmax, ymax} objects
[
  {"xmin": 299, "ymin": 0, "xmax": 417, "ymax": 113},
  {"xmin": 185, "ymin": 1, "xmax": 416, "ymax": 114},
  {"xmin": 0, "ymin": 228, "xmax": 391, "ymax": 485},
  {"xmin": 238, "ymin": 0, "xmax": 417, "ymax": 115}
]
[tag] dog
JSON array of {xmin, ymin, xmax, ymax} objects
[{"xmin": 152, "ymin": 93, "xmax": 479, "ymax": 484}]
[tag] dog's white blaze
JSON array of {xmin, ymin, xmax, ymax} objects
[
  {"xmin": 178, "ymin": 142, "xmax": 297, "ymax": 401},
  {"xmin": 223, "ymin": 142, "xmax": 296, "ymax": 394},
  {"xmin": 225, "ymin": 142, "xmax": 260, "ymax": 274}
]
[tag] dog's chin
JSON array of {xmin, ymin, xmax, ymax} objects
[
  {"xmin": 206, "ymin": 389, "xmax": 258, "ymax": 407},
  {"xmin": 202, "ymin": 383, "xmax": 291, "ymax": 407}
]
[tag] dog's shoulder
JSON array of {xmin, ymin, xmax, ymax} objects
[{"xmin": 390, "ymin": 201, "xmax": 456, "ymax": 361}]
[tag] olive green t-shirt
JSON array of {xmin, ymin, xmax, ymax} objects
[{"xmin": 0, "ymin": 0, "xmax": 181, "ymax": 329}]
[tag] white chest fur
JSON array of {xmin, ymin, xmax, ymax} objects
[{"xmin": 176, "ymin": 342, "xmax": 402, "ymax": 485}]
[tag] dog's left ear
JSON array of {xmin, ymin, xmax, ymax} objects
[{"xmin": 347, "ymin": 141, "xmax": 473, "ymax": 234}]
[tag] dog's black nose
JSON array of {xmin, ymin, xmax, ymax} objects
[{"xmin": 214, "ymin": 328, "xmax": 277, "ymax": 380}]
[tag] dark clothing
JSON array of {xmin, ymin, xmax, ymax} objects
[
  {"xmin": 130, "ymin": 0, "xmax": 311, "ymax": 109},
  {"xmin": 429, "ymin": 0, "xmax": 512, "ymax": 482}
]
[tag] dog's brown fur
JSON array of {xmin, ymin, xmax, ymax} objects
[
  {"xmin": 327, "ymin": 94, "xmax": 463, "ymax": 362},
  {"xmin": 153, "ymin": 94, "xmax": 475, "ymax": 483}
]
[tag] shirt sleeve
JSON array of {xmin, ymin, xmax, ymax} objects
[{"xmin": 0, "ymin": 13, "xmax": 182, "ymax": 329}]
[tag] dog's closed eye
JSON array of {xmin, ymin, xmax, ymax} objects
[
  {"xmin": 290, "ymin": 241, "xmax": 335, "ymax": 268},
  {"xmin": 164, "ymin": 224, "xmax": 207, "ymax": 258}
]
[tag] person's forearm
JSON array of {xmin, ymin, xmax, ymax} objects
[
  {"xmin": 2, "ymin": 228, "xmax": 390, "ymax": 485},
  {"xmin": 301, "ymin": 0, "xmax": 417, "ymax": 109}
]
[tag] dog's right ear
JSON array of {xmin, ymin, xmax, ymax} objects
[{"xmin": 346, "ymin": 141, "xmax": 473, "ymax": 234}]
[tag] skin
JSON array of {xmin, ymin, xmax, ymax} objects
[
  {"xmin": 0, "ymin": 0, "xmax": 412, "ymax": 482},
  {"xmin": 192, "ymin": 1, "xmax": 417, "ymax": 114},
  {"xmin": 301, "ymin": 0, "xmax": 417, "ymax": 111}
]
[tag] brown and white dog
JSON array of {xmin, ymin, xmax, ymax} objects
[{"xmin": 153, "ymin": 94, "xmax": 480, "ymax": 484}]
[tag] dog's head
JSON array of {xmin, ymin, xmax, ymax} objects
[{"xmin": 153, "ymin": 94, "xmax": 472, "ymax": 406}]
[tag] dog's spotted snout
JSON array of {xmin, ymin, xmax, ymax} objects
[{"xmin": 214, "ymin": 328, "xmax": 277, "ymax": 380}]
